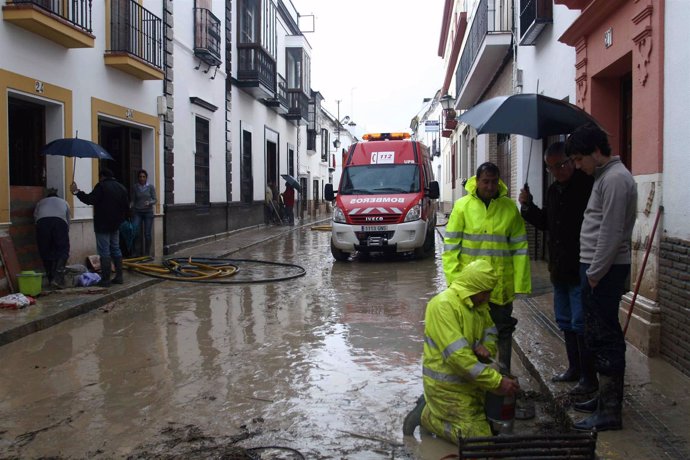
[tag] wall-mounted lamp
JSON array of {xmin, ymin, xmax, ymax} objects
[{"xmin": 440, "ymin": 94, "xmax": 456, "ymax": 111}]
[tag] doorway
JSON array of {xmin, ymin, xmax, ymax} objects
[
  {"xmin": 98, "ymin": 120, "xmax": 143, "ymax": 193},
  {"xmin": 9, "ymin": 97, "xmax": 46, "ymax": 187}
]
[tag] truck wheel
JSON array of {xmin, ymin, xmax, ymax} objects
[
  {"xmin": 414, "ymin": 223, "xmax": 436, "ymax": 259},
  {"xmin": 331, "ymin": 241, "xmax": 350, "ymax": 262}
]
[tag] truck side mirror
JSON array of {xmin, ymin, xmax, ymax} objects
[
  {"xmin": 325, "ymin": 183, "xmax": 335, "ymax": 201},
  {"xmin": 427, "ymin": 181, "xmax": 440, "ymax": 199}
]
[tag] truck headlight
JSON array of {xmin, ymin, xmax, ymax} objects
[
  {"xmin": 404, "ymin": 203, "xmax": 421, "ymax": 222},
  {"xmin": 333, "ymin": 206, "xmax": 346, "ymax": 223}
]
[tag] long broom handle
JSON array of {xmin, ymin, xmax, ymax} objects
[{"xmin": 623, "ymin": 205, "xmax": 664, "ymax": 336}]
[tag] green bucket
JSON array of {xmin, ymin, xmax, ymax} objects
[{"xmin": 16, "ymin": 270, "xmax": 43, "ymax": 296}]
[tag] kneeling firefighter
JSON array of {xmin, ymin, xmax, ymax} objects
[{"xmin": 403, "ymin": 260, "xmax": 520, "ymax": 442}]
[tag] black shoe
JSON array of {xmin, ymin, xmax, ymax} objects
[
  {"xmin": 573, "ymin": 396, "xmax": 598, "ymax": 413},
  {"xmin": 573, "ymin": 411, "xmax": 622, "ymax": 431},
  {"xmin": 402, "ymin": 395, "xmax": 426, "ymax": 436}
]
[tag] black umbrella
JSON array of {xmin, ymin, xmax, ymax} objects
[
  {"xmin": 457, "ymin": 93, "xmax": 600, "ymax": 139},
  {"xmin": 281, "ymin": 174, "xmax": 301, "ymax": 193},
  {"xmin": 42, "ymin": 137, "xmax": 114, "ymax": 182}
]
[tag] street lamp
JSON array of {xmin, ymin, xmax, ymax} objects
[{"xmin": 333, "ymin": 99, "xmax": 342, "ymax": 149}]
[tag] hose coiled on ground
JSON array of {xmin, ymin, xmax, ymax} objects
[{"xmin": 124, "ymin": 256, "xmax": 306, "ymax": 284}]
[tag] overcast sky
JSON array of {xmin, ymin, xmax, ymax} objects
[{"xmin": 290, "ymin": 0, "xmax": 446, "ymax": 135}]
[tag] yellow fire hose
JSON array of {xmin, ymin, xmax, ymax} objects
[{"xmin": 123, "ymin": 256, "xmax": 306, "ymax": 284}]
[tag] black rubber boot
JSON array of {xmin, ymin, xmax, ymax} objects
[
  {"xmin": 112, "ymin": 257, "xmax": 124, "ymax": 284},
  {"xmin": 569, "ymin": 335, "xmax": 598, "ymax": 395},
  {"xmin": 497, "ymin": 338, "xmax": 512, "ymax": 374},
  {"xmin": 573, "ymin": 396, "xmax": 598, "ymax": 413},
  {"xmin": 552, "ymin": 331, "xmax": 581, "ymax": 382},
  {"xmin": 402, "ymin": 395, "xmax": 426, "ymax": 436},
  {"xmin": 573, "ymin": 374, "xmax": 623, "ymax": 431},
  {"xmin": 52, "ymin": 258, "xmax": 67, "ymax": 289},
  {"xmin": 97, "ymin": 257, "xmax": 112, "ymax": 287}
]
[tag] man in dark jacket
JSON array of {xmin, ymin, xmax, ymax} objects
[
  {"xmin": 71, "ymin": 168, "xmax": 129, "ymax": 287},
  {"xmin": 519, "ymin": 142, "xmax": 596, "ymax": 395}
]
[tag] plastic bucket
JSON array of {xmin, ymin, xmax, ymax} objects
[
  {"xmin": 16, "ymin": 270, "xmax": 43, "ymax": 296},
  {"xmin": 485, "ymin": 375, "xmax": 517, "ymax": 435}
]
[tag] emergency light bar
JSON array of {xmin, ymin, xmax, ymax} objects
[{"xmin": 362, "ymin": 132, "xmax": 411, "ymax": 141}]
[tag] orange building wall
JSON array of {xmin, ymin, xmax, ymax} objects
[{"xmin": 562, "ymin": 0, "xmax": 663, "ymax": 175}]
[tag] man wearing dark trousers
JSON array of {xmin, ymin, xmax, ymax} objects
[
  {"xmin": 519, "ymin": 142, "xmax": 597, "ymax": 395},
  {"xmin": 565, "ymin": 123, "xmax": 637, "ymax": 431},
  {"xmin": 71, "ymin": 168, "xmax": 130, "ymax": 287}
]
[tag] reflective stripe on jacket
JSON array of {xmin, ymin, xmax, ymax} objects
[
  {"xmin": 442, "ymin": 176, "xmax": 531, "ymax": 305},
  {"xmin": 421, "ymin": 260, "xmax": 502, "ymax": 443}
]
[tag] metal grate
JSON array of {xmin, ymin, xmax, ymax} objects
[{"xmin": 459, "ymin": 432, "xmax": 597, "ymax": 459}]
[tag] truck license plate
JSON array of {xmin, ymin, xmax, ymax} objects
[{"xmin": 361, "ymin": 225, "xmax": 388, "ymax": 232}]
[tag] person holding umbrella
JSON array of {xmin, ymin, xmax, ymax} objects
[
  {"xmin": 281, "ymin": 183, "xmax": 295, "ymax": 226},
  {"xmin": 70, "ymin": 168, "xmax": 130, "ymax": 287},
  {"xmin": 34, "ymin": 187, "xmax": 71, "ymax": 289},
  {"xmin": 519, "ymin": 142, "xmax": 597, "ymax": 395}
]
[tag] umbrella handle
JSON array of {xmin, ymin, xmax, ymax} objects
[{"xmin": 72, "ymin": 157, "xmax": 76, "ymax": 184}]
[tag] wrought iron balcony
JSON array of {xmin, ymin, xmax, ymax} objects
[
  {"xmin": 455, "ymin": 0, "xmax": 513, "ymax": 108},
  {"xmin": 194, "ymin": 7, "xmax": 221, "ymax": 66},
  {"xmin": 2, "ymin": 0, "xmax": 95, "ymax": 48},
  {"xmin": 519, "ymin": 0, "xmax": 552, "ymax": 45},
  {"xmin": 105, "ymin": 0, "xmax": 163, "ymax": 80},
  {"xmin": 236, "ymin": 43, "xmax": 277, "ymax": 100}
]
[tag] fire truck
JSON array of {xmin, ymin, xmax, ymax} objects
[{"xmin": 324, "ymin": 132, "xmax": 440, "ymax": 261}]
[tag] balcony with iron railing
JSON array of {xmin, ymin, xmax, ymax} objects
[
  {"xmin": 2, "ymin": 0, "xmax": 95, "ymax": 48},
  {"xmin": 235, "ymin": 43, "xmax": 277, "ymax": 100},
  {"xmin": 519, "ymin": 0, "xmax": 552, "ymax": 45},
  {"xmin": 455, "ymin": 0, "xmax": 513, "ymax": 109},
  {"xmin": 104, "ymin": 0, "xmax": 163, "ymax": 80},
  {"xmin": 194, "ymin": 7, "xmax": 221, "ymax": 66}
]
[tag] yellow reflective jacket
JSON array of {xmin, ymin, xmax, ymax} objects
[
  {"xmin": 442, "ymin": 176, "xmax": 531, "ymax": 305},
  {"xmin": 421, "ymin": 260, "xmax": 502, "ymax": 441}
]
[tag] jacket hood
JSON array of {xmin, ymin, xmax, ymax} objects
[
  {"xmin": 464, "ymin": 175, "xmax": 509, "ymax": 199},
  {"xmin": 448, "ymin": 260, "xmax": 499, "ymax": 306}
]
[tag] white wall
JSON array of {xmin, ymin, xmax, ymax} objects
[
  {"xmin": 514, "ymin": 3, "xmax": 579, "ymax": 208},
  {"xmin": 173, "ymin": 0, "xmax": 228, "ymax": 204},
  {"xmin": 663, "ymin": 0, "xmax": 690, "ymax": 239}
]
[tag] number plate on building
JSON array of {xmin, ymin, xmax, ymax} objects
[{"xmin": 361, "ymin": 225, "xmax": 388, "ymax": 232}]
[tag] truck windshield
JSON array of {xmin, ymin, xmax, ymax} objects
[{"xmin": 340, "ymin": 164, "xmax": 420, "ymax": 195}]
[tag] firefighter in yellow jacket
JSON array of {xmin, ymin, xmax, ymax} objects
[
  {"xmin": 402, "ymin": 259, "xmax": 520, "ymax": 441},
  {"xmin": 442, "ymin": 162, "xmax": 531, "ymax": 373}
]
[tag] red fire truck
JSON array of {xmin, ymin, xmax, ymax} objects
[{"xmin": 324, "ymin": 132, "xmax": 440, "ymax": 261}]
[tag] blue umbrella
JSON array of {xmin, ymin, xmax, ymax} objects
[
  {"xmin": 41, "ymin": 137, "xmax": 114, "ymax": 182},
  {"xmin": 42, "ymin": 137, "xmax": 114, "ymax": 160}
]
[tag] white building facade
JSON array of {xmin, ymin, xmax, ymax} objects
[{"xmin": 1, "ymin": 0, "xmax": 165, "ymax": 273}]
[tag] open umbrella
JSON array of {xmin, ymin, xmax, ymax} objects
[
  {"xmin": 457, "ymin": 93, "xmax": 600, "ymax": 139},
  {"xmin": 281, "ymin": 174, "xmax": 301, "ymax": 193},
  {"xmin": 41, "ymin": 137, "xmax": 114, "ymax": 182}
]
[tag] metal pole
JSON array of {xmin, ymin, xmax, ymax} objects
[{"xmin": 623, "ymin": 205, "xmax": 664, "ymax": 336}]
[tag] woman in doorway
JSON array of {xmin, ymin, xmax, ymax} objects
[{"xmin": 131, "ymin": 169, "xmax": 157, "ymax": 256}]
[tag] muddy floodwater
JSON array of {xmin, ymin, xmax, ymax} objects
[{"xmin": 0, "ymin": 227, "xmax": 541, "ymax": 459}]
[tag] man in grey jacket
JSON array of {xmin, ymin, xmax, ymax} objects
[{"xmin": 565, "ymin": 123, "xmax": 637, "ymax": 432}]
